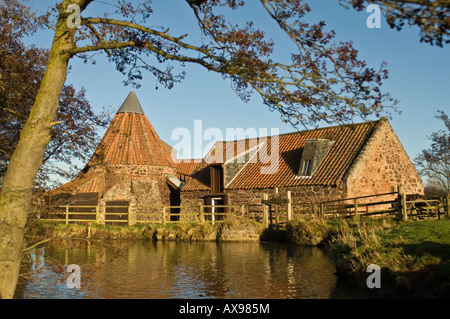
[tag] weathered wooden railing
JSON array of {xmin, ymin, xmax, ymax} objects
[
  {"xmin": 39, "ymin": 189, "xmax": 449, "ymax": 227},
  {"xmin": 317, "ymin": 188, "xmax": 449, "ymax": 221},
  {"xmin": 318, "ymin": 191, "xmax": 400, "ymax": 219},
  {"xmin": 40, "ymin": 204, "xmax": 253, "ymax": 225},
  {"xmin": 406, "ymin": 196, "xmax": 449, "ymax": 220}
]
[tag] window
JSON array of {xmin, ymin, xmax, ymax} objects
[
  {"xmin": 210, "ymin": 165, "xmax": 224, "ymax": 193},
  {"xmin": 301, "ymin": 159, "xmax": 312, "ymax": 176},
  {"xmin": 297, "ymin": 139, "xmax": 334, "ymax": 177}
]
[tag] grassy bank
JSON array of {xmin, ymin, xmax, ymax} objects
[
  {"xmin": 287, "ymin": 217, "xmax": 450, "ymax": 298},
  {"xmin": 25, "ymin": 218, "xmax": 264, "ymax": 243}
]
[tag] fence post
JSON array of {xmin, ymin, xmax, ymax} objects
[
  {"xmin": 353, "ymin": 198, "xmax": 359, "ymax": 220},
  {"xmin": 200, "ymin": 205, "xmax": 205, "ymax": 223},
  {"xmin": 445, "ymin": 194, "xmax": 450, "ymax": 219},
  {"xmin": 95, "ymin": 205, "xmax": 99, "ymax": 224},
  {"xmin": 287, "ymin": 191, "xmax": 292, "ymax": 222},
  {"xmin": 319, "ymin": 203, "xmax": 324, "ymax": 219},
  {"xmin": 128, "ymin": 205, "xmax": 132, "ymax": 226},
  {"xmin": 65, "ymin": 206, "xmax": 69, "ymax": 225},
  {"xmin": 262, "ymin": 193, "xmax": 269, "ymax": 228},
  {"xmin": 398, "ymin": 185, "xmax": 407, "ymax": 221},
  {"xmin": 240, "ymin": 205, "xmax": 245, "ymax": 218},
  {"xmin": 275, "ymin": 204, "xmax": 279, "ymax": 231},
  {"xmin": 162, "ymin": 206, "xmax": 167, "ymax": 225}
]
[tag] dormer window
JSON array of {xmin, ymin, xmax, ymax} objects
[
  {"xmin": 298, "ymin": 139, "xmax": 334, "ymax": 177},
  {"xmin": 300, "ymin": 159, "xmax": 312, "ymax": 176}
]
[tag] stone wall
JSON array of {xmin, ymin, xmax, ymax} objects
[
  {"xmin": 180, "ymin": 184, "xmax": 346, "ymax": 220},
  {"xmin": 344, "ymin": 119, "xmax": 424, "ymax": 199},
  {"xmin": 226, "ymin": 185, "xmax": 346, "ymax": 217},
  {"xmin": 100, "ymin": 164, "xmax": 176, "ymax": 223},
  {"xmin": 104, "ymin": 164, "xmax": 175, "ymax": 191},
  {"xmin": 179, "ymin": 190, "xmax": 210, "ymax": 221}
]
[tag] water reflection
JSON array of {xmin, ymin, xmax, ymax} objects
[{"xmin": 15, "ymin": 240, "xmax": 371, "ymax": 299}]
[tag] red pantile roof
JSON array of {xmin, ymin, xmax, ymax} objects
[
  {"xmin": 175, "ymin": 160, "xmax": 203, "ymax": 182},
  {"xmin": 176, "ymin": 160, "xmax": 202, "ymax": 175},
  {"xmin": 49, "ymin": 92, "xmax": 175, "ymax": 196},
  {"xmin": 87, "ymin": 112, "xmax": 175, "ymax": 167},
  {"xmin": 49, "ymin": 170, "xmax": 105, "ymax": 195},
  {"xmin": 182, "ymin": 119, "xmax": 381, "ymax": 191}
]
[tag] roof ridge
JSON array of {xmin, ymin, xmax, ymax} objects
[
  {"xmin": 286, "ymin": 118, "xmax": 384, "ymax": 136},
  {"xmin": 214, "ymin": 118, "xmax": 384, "ymax": 143}
]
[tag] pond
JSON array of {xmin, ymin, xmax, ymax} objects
[{"xmin": 14, "ymin": 240, "xmax": 374, "ymax": 299}]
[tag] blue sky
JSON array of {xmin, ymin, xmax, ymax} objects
[{"xmin": 26, "ymin": 1, "xmax": 449, "ymax": 170}]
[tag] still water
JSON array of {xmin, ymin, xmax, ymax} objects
[{"xmin": 15, "ymin": 240, "xmax": 373, "ymax": 299}]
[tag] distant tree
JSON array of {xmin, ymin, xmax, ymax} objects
[
  {"xmin": 424, "ymin": 180, "xmax": 447, "ymax": 198},
  {"xmin": 0, "ymin": 3, "xmax": 111, "ymax": 190},
  {"xmin": 339, "ymin": 0, "xmax": 450, "ymax": 47},
  {"xmin": 415, "ymin": 110, "xmax": 450, "ymax": 195}
]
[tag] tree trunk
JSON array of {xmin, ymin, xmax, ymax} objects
[{"xmin": 0, "ymin": 9, "xmax": 74, "ymax": 299}]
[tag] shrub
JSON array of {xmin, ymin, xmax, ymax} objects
[{"xmin": 286, "ymin": 217, "xmax": 340, "ymax": 246}]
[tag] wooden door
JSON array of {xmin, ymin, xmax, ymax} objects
[{"xmin": 210, "ymin": 165, "xmax": 224, "ymax": 193}]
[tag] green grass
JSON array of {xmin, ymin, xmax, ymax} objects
[
  {"xmin": 285, "ymin": 217, "xmax": 450, "ymax": 297},
  {"xmin": 328, "ymin": 218, "xmax": 450, "ymax": 298},
  {"xmin": 385, "ymin": 219, "xmax": 450, "ymax": 245}
]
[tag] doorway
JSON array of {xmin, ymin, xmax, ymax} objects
[{"xmin": 211, "ymin": 197, "xmax": 225, "ymax": 222}]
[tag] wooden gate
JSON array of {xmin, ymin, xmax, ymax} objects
[
  {"xmin": 68, "ymin": 193, "xmax": 98, "ymax": 223},
  {"xmin": 105, "ymin": 201, "xmax": 129, "ymax": 226}
]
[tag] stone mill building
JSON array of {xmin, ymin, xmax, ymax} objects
[
  {"xmin": 47, "ymin": 91, "xmax": 424, "ymax": 224},
  {"xmin": 180, "ymin": 118, "xmax": 425, "ymax": 218},
  {"xmin": 47, "ymin": 91, "xmax": 181, "ymax": 224}
]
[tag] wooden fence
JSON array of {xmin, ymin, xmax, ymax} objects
[
  {"xmin": 260, "ymin": 186, "xmax": 449, "ymax": 224},
  {"xmin": 40, "ymin": 188, "xmax": 450, "ymax": 227},
  {"xmin": 317, "ymin": 188, "xmax": 449, "ymax": 221},
  {"xmin": 41, "ymin": 204, "xmax": 252, "ymax": 226}
]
